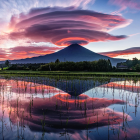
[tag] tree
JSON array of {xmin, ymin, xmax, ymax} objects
[
  {"xmin": 132, "ymin": 57, "xmax": 138, "ymax": 67},
  {"xmin": 108, "ymin": 59, "xmax": 112, "ymax": 71},
  {"xmin": 5, "ymin": 60, "xmax": 10, "ymax": 67},
  {"xmin": 135, "ymin": 64, "xmax": 140, "ymax": 71},
  {"xmin": 39, "ymin": 59, "xmax": 113, "ymax": 72},
  {"xmin": 126, "ymin": 59, "xmax": 132, "ymax": 68},
  {"xmin": 1, "ymin": 65, "xmax": 3, "ymax": 70},
  {"xmin": 55, "ymin": 59, "xmax": 60, "ymax": 64},
  {"xmin": 55, "ymin": 59, "xmax": 60, "ymax": 63},
  {"xmin": 112, "ymin": 66, "xmax": 116, "ymax": 71}
]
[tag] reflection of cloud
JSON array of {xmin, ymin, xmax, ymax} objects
[
  {"xmin": 109, "ymin": 0, "xmax": 140, "ymax": 10},
  {"xmin": 0, "ymin": 78, "xmax": 137, "ymax": 140},
  {"xmin": 71, "ymin": 132, "xmax": 91, "ymax": 140},
  {"xmin": 9, "ymin": 93, "xmax": 131, "ymax": 131},
  {"xmin": 111, "ymin": 127, "xmax": 140, "ymax": 140},
  {"xmin": 100, "ymin": 81, "xmax": 140, "ymax": 93},
  {"xmin": 100, "ymin": 47, "xmax": 140, "ymax": 58},
  {"xmin": 0, "ymin": 77, "xmax": 111, "ymax": 96},
  {"xmin": 0, "ymin": 79, "xmax": 65, "ymax": 94},
  {"xmin": 9, "ymin": 7, "xmax": 131, "ymax": 46}
]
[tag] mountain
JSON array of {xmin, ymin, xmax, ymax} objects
[{"xmin": 10, "ymin": 44, "xmax": 125, "ymax": 66}]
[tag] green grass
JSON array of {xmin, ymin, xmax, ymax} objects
[
  {"xmin": 0, "ymin": 67, "xmax": 9, "ymax": 70},
  {"xmin": 0, "ymin": 70, "xmax": 139, "ymax": 77}
]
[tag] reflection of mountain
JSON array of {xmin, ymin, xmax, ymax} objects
[
  {"xmin": 0, "ymin": 77, "xmax": 112, "ymax": 96},
  {"xmin": 43, "ymin": 78, "xmax": 112, "ymax": 96},
  {"xmin": 9, "ymin": 44, "xmax": 126, "ymax": 66}
]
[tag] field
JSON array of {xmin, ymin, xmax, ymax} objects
[{"xmin": 0, "ymin": 70, "xmax": 140, "ymax": 77}]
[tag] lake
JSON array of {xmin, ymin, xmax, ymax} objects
[{"xmin": 0, "ymin": 76, "xmax": 140, "ymax": 140}]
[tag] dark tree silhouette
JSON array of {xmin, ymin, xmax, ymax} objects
[
  {"xmin": 39, "ymin": 59, "xmax": 113, "ymax": 71},
  {"xmin": 5, "ymin": 60, "xmax": 10, "ymax": 67},
  {"xmin": 55, "ymin": 59, "xmax": 60, "ymax": 64}
]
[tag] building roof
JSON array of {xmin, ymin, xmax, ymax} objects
[{"xmin": 117, "ymin": 65, "xmax": 128, "ymax": 68}]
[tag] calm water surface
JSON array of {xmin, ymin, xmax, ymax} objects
[{"xmin": 0, "ymin": 76, "xmax": 140, "ymax": 140}]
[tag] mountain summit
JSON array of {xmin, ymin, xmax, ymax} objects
[{"xmin": 10, "ymin": 44, "xmax": 125, "ymax": 66}]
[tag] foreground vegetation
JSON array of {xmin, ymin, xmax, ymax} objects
[{"xmin": 0, "ymin": 70, "xmax": 140, "ymax": 77}]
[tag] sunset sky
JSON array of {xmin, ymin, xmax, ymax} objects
[{"xmin": 0, "ymin": 0, "xmax": 140, "ymax": 60}]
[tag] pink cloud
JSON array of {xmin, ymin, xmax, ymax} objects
[
  {"xmin": 110, "ymin": 0, "xmax": 140, "ymax": 10},
  {"xmin": 0, "ymin": 48, "xmax": 8, "ymax": 60},
  {"xmin": 0, "ymin": 46, "xmax": 64, "ymax": 61},
  {"xmin": 8, "ymin": 7, "xmax": 131, "ymax": 46},
  {"xmin": 9, "ymin": 46, "xmax": 64, "ymax": 60},
  {"xmin": 100, "ymin": 47, "xmax": 140, "ymax": 58}
]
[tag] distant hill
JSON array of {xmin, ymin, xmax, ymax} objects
[{"xmin": 5, "ymin": 44, "xmax": 126, "ymax": 66}]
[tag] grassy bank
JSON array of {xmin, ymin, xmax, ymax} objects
[{"xmin": 0, "ymin": 70, "xmax": 139, "ymax": 77}]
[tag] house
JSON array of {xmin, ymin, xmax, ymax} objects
[{"xmin": 116, "ymin": 63, "xmax": 128, "ymax": 69}]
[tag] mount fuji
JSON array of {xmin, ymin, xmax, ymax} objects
[{"xmin": 9, "ymin": 44, "xmax": 126, "ymax": 66}]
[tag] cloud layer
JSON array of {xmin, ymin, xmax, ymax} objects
[
  {"xmin": 100, "ymin": 47, "xmax": 140, "ymax": 58},
  {"xmin": 1, "ymin": 46, "xmax": 140, "ymax": 61},
  {"xmin": 110, "ymin": 0, "xmax": 140, "ymax": 10},
  {"xmin": 0, "ymin": 46, "xmax": 63, "ymax": 60},
  {"xmin": 9, "ymin": 6, "xmax": 131, "ymax": 46}
]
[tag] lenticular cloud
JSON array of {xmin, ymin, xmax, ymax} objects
[{"xmin": 9, "ymin": 7, "xmax": 132, "ymax": 46}]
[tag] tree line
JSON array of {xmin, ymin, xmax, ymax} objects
[
  {"xmin": 39, "ymin": 59, "xmax": 113, "ymax": 71},
  {"xmin": 3, "ymin": 57, "xmax": 140, "ymax": 72}
]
